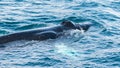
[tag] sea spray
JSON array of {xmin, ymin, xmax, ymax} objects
[{"xmin": 54, "ymin": 43, "xmax": 79, "ymax": 59}]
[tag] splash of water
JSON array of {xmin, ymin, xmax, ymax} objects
[{"xmin": 54, "ymin": 43, "xmax": 79, "ymax": 59}]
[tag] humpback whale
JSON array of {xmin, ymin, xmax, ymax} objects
[{"xmin": 0, "ymin": 20, "xmax": 91, "ymax": 45}]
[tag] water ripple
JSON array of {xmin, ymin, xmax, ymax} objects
[{"xmin": 0, "ymin": 0, "xmax": 120, "ymax": 68}]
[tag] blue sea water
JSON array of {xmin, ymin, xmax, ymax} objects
[{"xmin": 0, "ymin": 0, "xmax": 120, "ymax": 68}]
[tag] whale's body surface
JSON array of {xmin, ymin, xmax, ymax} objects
[{"xmin": 0, "ymin": 20, "xmax": 91, "ymax": 45}]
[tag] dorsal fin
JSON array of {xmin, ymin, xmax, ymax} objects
[{"xmin": 61, "ymin": 20, "xmax": 75, "ymax": 27}]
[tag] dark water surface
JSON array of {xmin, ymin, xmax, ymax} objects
[{"xmin": 0, "ymin": 0, "xmax": 120, "ymax": 68}]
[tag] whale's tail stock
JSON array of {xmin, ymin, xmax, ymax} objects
[
  {"xmin": 0, "ymin": 34, "xmax": 17, "ymax": 46},
  {"xmin": 0, "ymin": 35, "xmax": 8, "ymax": 47},
  {"xmin": 0, "ymin": 35, "xmax": 10, "ymax": 46}
]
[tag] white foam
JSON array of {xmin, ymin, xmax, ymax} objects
[{"xmin": 55, "ymin": 43, "xmax": 79, "ymax": 59}]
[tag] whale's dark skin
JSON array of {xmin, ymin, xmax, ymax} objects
[{"xmin": 0, "ymin": 20, "xmax": 91, "ymax": 45}]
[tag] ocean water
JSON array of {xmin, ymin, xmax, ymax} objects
[{"xmin": 0, "ymin": 0, "xmax": 120, "ymax": 68}]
